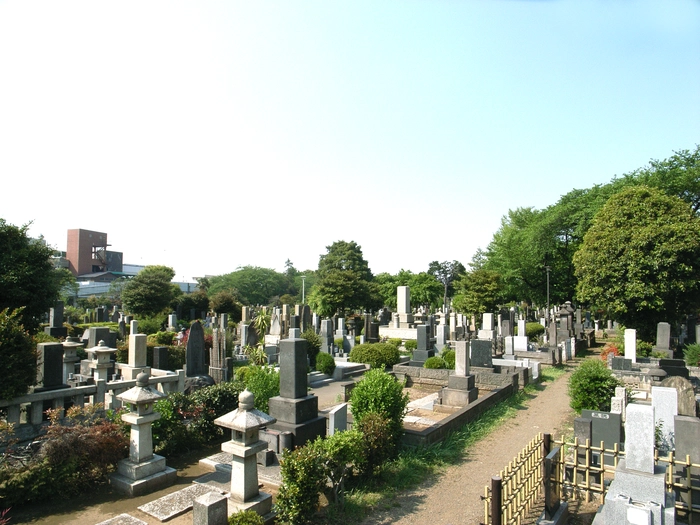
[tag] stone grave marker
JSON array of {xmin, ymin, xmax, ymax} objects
[
  {"xmin": 581, "ymin": 409, "xmax": 622, "ymax": 466},
  {"xmin": 651, "ymin": 386, "xmax": 678, "ymax": 453},
  {"xmin": 186, "ymin": 321, "xmax": 207, "ymax": 377},
  {"xmin": 624, "ymin": 328, "xmax": 636, "ymax": 363},
  {"xmin": 470, "ymin": 339, "xmax": 493, "ymax": 368}
]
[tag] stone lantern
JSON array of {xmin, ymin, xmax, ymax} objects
[
  {"xmin": 214, "ymin": 389, "xmax": 276, "ymax": 516},
  {"xmin": 110, "ymin": 372, "xmax": 176, "ymax": 496},
  {"xmin": 86, "ymin": 340, "xmax": 117, "ymax": 382},
  {"xmin": 62, "ymin": 336, "xmax": 83, "ymax": 384}
]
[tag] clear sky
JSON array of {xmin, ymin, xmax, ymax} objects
[{"xmin": 1, "ymin": 1, "xmax": 698, "ymax": 282}]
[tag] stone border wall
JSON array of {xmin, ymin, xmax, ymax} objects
[
  {"xmin": 392, "ymin": 364, "xmax": 523, "ymax": 391},
  {"xmin": 401, "ymin": 384, "xmax": 515, "ymax": 447}
]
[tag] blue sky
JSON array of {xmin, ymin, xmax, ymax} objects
[{"xmin": 1, "ymin": 1, "xmax": 698, "ymax": 282}]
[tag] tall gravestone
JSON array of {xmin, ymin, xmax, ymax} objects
[
  {"xmin": 654, "ymin": 322, "xmax": 673, "ymax": 358},
  {"xmin": 412, "ymin": 324, "xmax": 434, "ymax": 364},
  {"xmin": 36, "ymin": 342, "xmax": 68, "ymax": 392},
  {"xmin": 45, "ymin": 301, "xmax": 67, "ymax": 338},
  {"xmin": 184, "ymin": 321, "xmax": 214, "ymax": 393},
  {"xmin": 470, "ymin": 339, "xmax": 493, "ymax": 368},
  {"xmin": 267, "ymin": 336, "xmax": 326, "ymax": 449},
  {"xmin": 442, "ymin": 341, "xmax": 478, "ymax": 406},
  {"xmin": 624, "ymin": 328, "xmax": 637, "ymax": 363}
]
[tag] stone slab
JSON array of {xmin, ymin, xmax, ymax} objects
[
  {"xmin": 110, "ymin": 467, "xmax": 177, "ymax": 498},
  {"xmin": 137, "ymin": 483, "xmax": 222, "ymax": 521},
  {"xmin": 95, "ymin": 514, "xmax": 147, "ymax": 525}
]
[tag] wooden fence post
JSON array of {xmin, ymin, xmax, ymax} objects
[{"xmin": 491, "ymin": 476, "xmax": 502, "ymax": 525}]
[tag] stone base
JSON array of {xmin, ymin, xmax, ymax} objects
[
  {"xmin": 448, "ymin": 374, "xmax": 475, "ymax": 390},
  {"xmin": 267, "ymin": 416, "xmax": 326, "ymax": 449},
  {"xmin": 537, "ymin": 501, "xmax": 568, "ymax": 525},
  {"xmin": 412, "ymin": 350, "xmax": 435, "ymax": 363},
  {"xmin": 110, "ymin": 466, "xmax": 177, "ymax": 497},
  {"xmin": 228, "ymin": 491, "xmax": 273, "ymax": 516},
  {"xmin": 441, "ymin": 387, "xmax": 478, "ymax": 407},
  {"xmin": 44, "ymin": 326, "xmax": 68, "ymax": 338},
  {"xmin": 268, "ymin": 395, "xmax": 319, "ymax": 424},
  {"xmin": 117, "ymin": 454, "xmax": 167, "ymax": 479}
]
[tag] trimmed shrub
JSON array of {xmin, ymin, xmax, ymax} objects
[
  {"xmin": 334, "ymin": 338, "xmax": 344, "ymax": 349},
  {"xmin": 301, "ymin": 329, "xmax": 322, "ymax": 367},
  {"xmin": 242, "ymin": 366, "xmax": 279, "ymax": 413},
  {"xmin": 228, "ymin": 510, "xmax": 264, "ymax": 525},
  {"xmin": 350, "ymin": 369, "xmax": 409, "ymax": 447},
  {"xmin": 424, "ymin": 356, "xmax": 447, "ymax": 369},
  {"xmin": 355, "ymin": 412, "xmax": 394, "ymax": 477},
  {"xmin": 276, "ymin": 444, "xmax": 327, "ymax": 525},
  {"xmin": 309, "ymin": 429, "xmax": 364, "ymax": 504},
  {"xmin": 442, "ymin": 349, "xmax": 456, "ymax": 369},
  {"xmin": 404, "ymin": 339, "xmax": 417, "ymax": 351},
  {"xmin": 234, "ymin": 365, "xmax": 252, "ymax": 383},
  {"xmin": 147, "ymin": 331, "xmax": 176, "ymax": 345},
  {"xmin": 316, "ymin": 352, "xmax": 336, "ymax": 376},
  {"xmin": 684, "ymin": 343, "xmax": 700, "ymax": 367},
  {"xmin": 525, "ymin": 322, "xmax": 545, "ymax": 341},
  {"xmin": 136, "ymin": 316, "xmax": 164, "ymax": 335},
  {"xmin": 387, "ymin": 338, "xmax": 403, "ymax": 348},
  {"xmin": 568, "ymin": 358, "xmax": 621, "ymax": 413},
  {"xmin": 636, "ymin": 340, "xmax": 653, "ymax": 358},
  {"xmin": 349, "ymin": 343, "xmax": 400, "ymax": 369}
]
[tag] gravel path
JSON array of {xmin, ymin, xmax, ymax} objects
[{"xmin": 359, "ymin": 364, "xmax": 576, "ymax": 525}]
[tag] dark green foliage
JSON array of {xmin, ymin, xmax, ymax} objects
[
  {"xmin": 209, "ymin": 290, "xmax": 242, "ymax": 322},
  {"xmin": 387, "ymin": 338, "xmax": 403, "ymax": 348},
  {"xmin": 177, "ymin": 289, "xmax": 210, "ymax": 321},
  {"xmin": 308, "ymin": 240, "xmax": 382, "ymax": 316},
  {"xmin": 349, "ymin": 343, "xmax": 400, "ymax": 369},
  {"xmin": 404, "ymin": 339, "xmax": 417, "ymax": 351},
  {"xmin": 0, "ymin": 219, "xmax": 68, "ymax": 333},
  {"xmin": 276, "ymin": 444, "xmax": 327, "ymax": 525},
  {"xmin": 148, "ymin": 331, "xmax": 176, "ymax": 345},
  {"xmin": 684, "ymin": 343, "xmax": 700, "ymax": 367},
  {"xmin": 428, "ymin": 260, "xmax": 466, "ymax": 308},
  {"xmin": 0, "ymin": 406, "xmax": 128, "ymax": 507},
  {"xmin": 574, "ymin": 186, "xmax": 700, "ymax": 340},
  {"xmin": 315, "ymin": 352, "xmax": 336, "ymax": 376},
  {"xmin": 0, "ymin": 308, "xmax": 37, "ymax": 399},
  {"xmin": 375, "ymin": 270, "xmax": 443, "ymax": 311},
  {"xmin": 242, "ymin": 366, "xmax": 279, "ymax": 412},
  {"xmin": 568, "ymin": 359, "xmax": 621, "ymax": 413},
  {"xmin": 452, "ymin": 268, "xmax": 503, "ymax": 317},
  {"xmin": 355, "ymin": 412, "xmax": 395, "ymax": 477},
  {"xmin": 122, "ymin": 265, "xmax": 178, "ymax": 317},
  {"xmin": 525, "ymin": 322, "xmax": 545, "ymax": 341},
  {"xmin": 350, "ymin": 369, "xmax": 409, "ymax": 447},
  {"xmin": 442, "ymin": 349, "xmax": 456, "ymax": 369},
  {"xmin": 424, "ymin": 356, "xmax": 447, "ymax": 369},
  {"xmin": 209, "ymin": 266, "xmax": 291, "ymax": 306},
  {"xmin": 136, "ymin": 315, "xmax": 166, "ymax": 335},
  {"xmin": 301, "ymin": 329, "xmax": 321, "ymax": 367},
  {"xmin": 308, "ymin": 430, "xmax": 364, "ymax": 505},
  {"xmin": 228, "ymin": 510, "xmax": 264, "ymax": 525},
  {"xmin": 636, "ymin": 340, "xmax": 654, "ymax": 358},
  {"xmin": 234, "ymin": 365, "xmax": 252, "ymax": 383}
]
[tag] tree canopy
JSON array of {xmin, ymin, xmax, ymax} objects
[
  {"xmin": 0, "ymin": 308, "xmax": 38, "ymax": 398},
  {"xmin": 208, "ymin": 266, "xmax": 292, "ymax": 306},
  {"xmin": 121, "ymin": 265, "xmax": 180, "ymax": 317},
  {"xmin": 0, "ymin": 219, "xmax": 67, "ymax": 333},
  {"xmin": 574, "ymin": 186, "xmax": 700, "ymax": 340},
  {"xmin": 375, "ymin": 270, "xmax": 442, "ymax": 310},
  {"xmin": 309, "ymin": 241, "xmax": 381, "ymax": 316},
  {"xmin": 428, "ymin": 260, "xmax": 466, "ymax": 308}
]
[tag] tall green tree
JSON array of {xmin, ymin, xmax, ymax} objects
[
  {"xmin": 452, "ymin": 268, "xmax": 503, "ymax": 317},
  {"xmin": 428, "ymin": 260, "xmax": 466, "ymax": 308},
  {"xmin": 0, "ymin": 220, "xmax": 65, "ymax": 333},
  {"xmin": 121, "ymin": 265, "xmax": 179, "ymax": 317},
  {"xmin": 574, "ymin": 186, "xmax": 700, "ymax": 340},
  {"xmin": 309, "ymin": 241, "xmax": 381, "ymax": 316},
  {"xmin": 375, "ymin": 270, "xmax": 442, "ymax": 311},
  {"xmin": 209, "ymin": 266, "xmax": 291, "ymax": 306},
  {"xmin": 0, "ymin": 308, "xmax": 38, "ymax": 398}
]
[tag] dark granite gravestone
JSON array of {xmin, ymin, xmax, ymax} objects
[
  {"xmin": 301, "ymin": 305, "xmax": 312, "ymax": 333},
  {"xmin": 36, "ymin": 342, "xmax": 68, "ymax": 392},
  {"xmin": 153, "ymin": 346, "xmax": 169, "ymax": 371},
  {"xmin": 501, "ymin": 320, "xmax": 512, "ymax": 337},
  {"xmin": 45, "ymin": 301, "xmax": 67, "ymax": 338},
  {"xmin": 611, "ymin": 356, "xmax": 632, "ymax": 371},
  {"xmin": 290, "ymin": 315, "xmax": 300, "ymax": 330},
  {"xmin": 185, "ymin": 321, "xmax": 207, "ymax": 376},
  {"xmin": 658, "ymin": 358, "xmax": 689, "ymax": 379},
  {"xmin": 96, "ymin": 306, "xmax": 105, "ymax": 323},
  {"xmin": 581, "ymin": 409, "xmax": 623, "ymax": 466},
  {"xmin": 412, "ymin": 324, "xmax": 434, "ymax": 363},
  {"xmin": 470, "ymin": 339, "xmax": 493, "ymax": 368},
  {"xmin": 319, "ymin": 319, "xmax": 333, "ymax": 353},
  {"xmin": 674, "ymin": 415, "xmax": 700, "ymax": 512},
  {"xmin": 544, "ymin": 447, "xmax": 561, "ymax": 519}
]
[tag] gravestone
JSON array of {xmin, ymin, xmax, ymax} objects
[
  {"xmin": 301, "ymin": 305, "xmax": 312, "ymax": 333},
  {"xmin": 96, "ymin": 306, "xmax": 105, "ymax": 323},
  {"xmin": 653, "ymin": 322, "xmax": 673, "ymax": 358},
  {"xmin": 153, "ymin": 346, "xmax": 169, "ymax": 370},
  {"xmin": 610, "ymin": 356, "xmax": 632, "ymax": 371},
  {"xmin": 328, "ymin": 403, "xmax": 348, "ymax": 436},
  {"xmin": 267, "ymin": 337, "xmax": 326, "ymax": 449},
  {"xmin": 435, "ymin": 324, "xmax": 447, "ymax": 351},
  {"xmin": 624, "ymin": 328, "xmax": 636, "ymax": 363},
  {"xmin": 443, "ymin": 340, "xmax": 478, "ymax": 406},
  {"xmin": 36, "ymin": 342, "xmax": 68, "ymax": 392},
  {"xmin": 412, "ymin": 324, "xmax": 434, "ymax": 364},
  {"xmin": 320, "ymin": 319, "xmax": 333, "ymax": 354},
  {"xmin": 580, "ymin": 409, "xmax": 623, "ymax": 466},
  {"xmin": 478, "ymin": 313, "xmax": 496, "ymax": 340},
  {"xmin": 45, "ymin": 301, "xmax": 67, "ymax": 338},
  {"xmin": 470, "ymin": 339, "xmax": 493, "ymax": 368},
  {"xmin": 184, "ymin": 321, "xmax": 214, "ymax": 393},
  {"xmin": 661, "ymin": 376, "xmax": 696, "ymax": 416},
  {"xmin": 543, "ymin": 447, "xmax": 564, "ymax": 520},
  {"xmin": 651, "ymin": 386, "xmax": 678, "ymax": 453},
  {"xmin": 396, "ymin": 286, "xmax": 414, "ymax": 326},
  {"xmin": 501, "ymin": 319, "xmax": 512, "ymax": 337},
  {"xmin": 674, "ymin": 415, "xmax": 700, "ymax": 513}
]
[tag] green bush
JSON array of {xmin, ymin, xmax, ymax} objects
[
  {"xmin": 350, "ymin": 369, "xmax": 409, "ymax": 447},
  {"xmin": 234, "ymin": 365, "xmax": 252, "ymax": 383},
  {"xmin": 242, "ymin": 366, "xmax": 280, "ymax": 413},
  {"xmin": 316, "ymin": 352, "xmax": 336, "ymax": 376},
  {"xmin": 228, "ymin": 510, "xmax": 264, "ymax": 525},
  {"xmin": 147, "ymin": 331, "xmax": 176, "ymax": 345},
  {"xmin": 0, "ymin": 308, "xmax": 37, "ymax": 400},
  {"xmin": 152, "ymin": 393, "xmax": 195, "ymax": 455},
  {"xmin": 525, "ymin": 322, "xmax": 545, "ymax": 341},
  {"xmin": 349, "ymin": 343, "xmax": 400, "ymax": 369},
  {"xmin": 301, "ymin": 329, "xmax": 322, "ymax": 367},
  {"xmin": 136, "ymin": 315, "xmax": 165, "ymax": 335},
  {"xmin": 424, "ymin": 356, "xmax": 447, "ymax": 369},
  {"xmin": 568, "ymin": 358, "xmax": 621, "ymax": 413},
  {"xmin": 404, "ymin": 339, "xmax": 417, "ymax": 351},
  {"xmin": 309, "ymin": 430, "xmax": 364, "ymax": 504},
  {"xmin": 334, "ymin": 338, "xmax": 344, "ymax": 349},
  {"xmin": 355, "ymin": 412, "xmax": 395, "ymax": 477},
  {"xmin": 684, "ymin": 343, "xmax": 700, "ymax": 367},
  {"xmin": 276, "ymin": 444, "xmax": 327, "ymax": 525},
  {"xmin": 636, "ymin": 340, "xmax": 654, "ymax": 358},
  {"xmin": 442, "ymin": 349, "xmax": 456, "ymax": 369},
  {"xmin": 387, "ymin": 338, "xmax": 403, "ymax": 348}
]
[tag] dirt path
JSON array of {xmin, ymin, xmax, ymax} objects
[{"xmin": 359, "ymin": 364, "xmax": 577, "ymax": 525}]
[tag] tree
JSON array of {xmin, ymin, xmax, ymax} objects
[
  {"xmin": 177, "ymin": 289, "xmax": 210, "ymax": 320},
  {"xmin": 309, "ymin": 241, "xmax": 381, "ymax": 316},
  {"xmin": 0, "ymin": 220, "xmax": 66, "ymax": 333},
  {"xmin": 452, "ymin": 268, "xmax": 503, "ymax": 317},
  {"xmin": 209, "ymin": 266, "xmax": 291, "ymax": 306},
  {"xmin": 574, "ymin": 186, "xmax": 700, "ymax": 340},
  {"xmin": 0, "ymin": 308, "xmax": 38, "ymax": 399},
  {"xmin": 428, "ymin": 260, "xmax": 466, "ymax": 308},
  {"xmin": 121, "ymin": 265, "xmax": 178, "ymax": 317},
  {"xmin": 209, "ymin": 290, "xmax": 242, "ymax": 322}
]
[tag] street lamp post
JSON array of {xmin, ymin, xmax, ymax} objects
[{"xmin": 301, "ymin": 276, "xmax": 306, "ymax": 304}]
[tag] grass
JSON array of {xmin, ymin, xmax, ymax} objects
[{"xmin": 312, "ymin": 366, "xmax": 570, "ymax": 523}]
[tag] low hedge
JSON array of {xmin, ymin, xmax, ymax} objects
[{"xmin": 349, "ymin": 343, "xmax": 400, "ymax": 369}]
